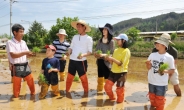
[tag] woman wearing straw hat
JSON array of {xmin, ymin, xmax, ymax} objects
[
  {"xmin": 152, "ymin": 33, "xmax": 181, "ymax": 96},
  {"xmin": 65, "ymin": 20, "xmax": 93, "ymax": 94},
  {"xmin": 94, "ymin": 23, "xmax": 115, "ymax": 92},
  {"xmin": 53, "ymin": 29, "xmax": 70, "ymax": 81}
]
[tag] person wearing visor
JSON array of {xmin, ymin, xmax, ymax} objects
[{"xmin": 104, "ymin": 34, "xmax": 131, "ymax": 103}]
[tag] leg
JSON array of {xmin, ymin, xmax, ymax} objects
[
  {"xmin": 170, "ymin": 69, "xmax": 181, "ymax": 96},
  {"xmin": 39, "ymin": 83, "xmax": 49, "ymax": 99},
  {"xmin": 97, "ymin": 77, "xmax": 104, "ymax": 91},
  {"xmin": 59, "ymin": 60, "xmax": 66, "ymax": 81},
  {"xmin": 104, "ymin": 80, "xmax": 115, "ymax": 100},
  {"xmin": 13, "ymin": 76, "xmax": 22, "ymax": 98},
  {"xmin": 66, "ymin": 73, "xmax": 74, "ymax": 92},
  {"xmin": 80, "ymin": 74, "xmax": 89, "ymax": 93},
  {"xmin": 116, "ymin": 87, "xmax": 125, "ymax": 103},
  {"xmin": 148, "ymin": 84, "xmax": 156, "ymax": 108},
  {"xmin": 51, "ymin": 84, "xmax": 60, "ymax": 96},
  {"xmin": 24, "ymin": 74, "xmax": 35, "ymax": 95},
  {"xmin": 173, "ymin": 84, "xmax": 181, "ymax": 96}
]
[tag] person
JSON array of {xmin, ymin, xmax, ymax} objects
[
  {"xmin": 6, "ymin": 24, "xmax": 35, "ymax": 98},
  {"xmin": 94, "ymin": 23, "xmax": 115, "ymax": 92},
  {"xmin": 53, "ymin": 29, "xmax": 70, "ymax": 81},
  {"xmin": 146, "ymin": 36, "xmax": 175, "ymax": 110},
  {"xmin": 65, "ymin": 20, "xmax": 93, "ymax": 93},
  {"xmin": 152, "ymin": 33, "xmax": 181, "ymax": 96},
  {"xmin": 104, "ymin": 34, "xmax": 131, "ymax": 103},
  {"xmin": 39, "ymin": 45, "xmax": 60, "ymax": 99}
]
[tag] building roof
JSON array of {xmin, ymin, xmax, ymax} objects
[{"xmin": 139, "ymin": 31, "xmax": 184, "ymax": 35}]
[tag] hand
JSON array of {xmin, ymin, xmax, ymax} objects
[
  {"xmin": 145, "ymin": 60, "xmax": 152, "ymax": 70},
  {"xmin": 94, "ymin": 52, "xmax": 100, "ymax": 58},
  {"xmin": 25, "ymin": 51, "xmax": 35, "ymax": 56},
  {"xmin": 48, "ymin": 68, "xmax": 53, "ymax": 73},
  {"xmin": 61, "ymin": 55, "xmax": 67, "ymax": 60},
  {"xmin": 105, "ymin": 56, "xmax": 113, "ymax": 61},
  {"xmin": 9, "ymin": 65, "xmax": 12, "ymax": 71},
  {"xmin": 77, "ymin": 54, "xmax": 83, "ymax": 59}
]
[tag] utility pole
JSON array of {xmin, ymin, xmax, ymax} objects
[{"xmin": 9, "ymin": 0, "xmax": 17, "ymax": 37}]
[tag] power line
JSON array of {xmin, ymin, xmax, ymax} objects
[
  {"xmin": 0, "ymin": 3, "xmax": 9, "ymax": 10},
  {"xmin": 0, "ymin": 13, "xmax": 9, "ymax": 18},
  {"xmin": 17, "ymin": 0, "xmax": 79, "ymax": 3}
]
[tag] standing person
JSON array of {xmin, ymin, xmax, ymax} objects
[
  {"xmin": 53, "ymin": 29, "xmax": 70, "ymax": 81},
  {"xmin": 6, "ymin": 24, "xmax": 35, "ymax": 98},
  {"xmin": 94, "ymin": 23, "xmax": 115, "ymax": 92},
  {"xmin": 146, "ymin": 36, "xmax": 175, "ymax": 110},
  {"xmin": 152, "ymin": 33, "xmax": 181, "ymax": 96},
  {"xmin": 65, "ymin": 20, "xmax": 93, "ymax": 93},
  {"xmin": 104, "ymin": 34, "xmax": 131, "ymax": 103},
  {"xmin": 39, "ymin": 45, "xmax": 60, "ymax": 99}
]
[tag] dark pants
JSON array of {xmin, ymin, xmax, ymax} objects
[
  {"xmin": 59, "ymin": 60, "xmax": 66, "ymax": 72},
  {"xmin": 108, "ymin": 72, "xmax": 127, "ymax": 87},
  {"xmin": 68, "ymin": 59, "xmax": 87, "ymax": 77},
  {"xmin": 97, "ymin": 59, "xmax": 110, "ymax": 79}
]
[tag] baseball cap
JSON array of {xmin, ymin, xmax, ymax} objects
[
  {"xmin": 114, "ymin": 34, "xmax": 128, "ymax": 41},
  {"xmin": 45, "ymin": 45, "xmax": 56, "ymax": 51}
]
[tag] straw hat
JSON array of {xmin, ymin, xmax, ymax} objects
[
  {"xmin": 56, "ymin": 29, "xmax": 68, "ymax": 36},
  {"xmin": 71, "ymin": 20, "xmax": 91, "ymax": 32}
]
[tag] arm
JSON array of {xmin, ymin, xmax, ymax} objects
[
  {"xmin": 48, "ymin": 68, "xmax": 59, "ymax": 73},
  {"xmin": 10, "ymin": 51, "xmax": 33, "ymax": 58}
]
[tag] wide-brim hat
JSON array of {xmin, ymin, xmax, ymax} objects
[
  {"xmin": 154, "ymin": 33, "xmax": 175, "ymax": 45},
  {"xmin": 99, "ymin": 23, "xmax": 113, "ymax": 36},
  {"xmin": 114, "ymin": 34, "xmax": 128, "ymax": 41},
  {"xmin": 71, "ymin": 20, "xmax": 91, "ymax": 32},
  {"xmin": 56, "ymin": 29, "xmax": 68, "ymax": 36},
  {"xmin": 154, "ymin": 37, "xmax": 169, "ymax": 49}
]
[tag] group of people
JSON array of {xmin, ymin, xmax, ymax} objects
[{"xmin": 5, "ymin": 19, "xmax": 181, "ymax": 109}]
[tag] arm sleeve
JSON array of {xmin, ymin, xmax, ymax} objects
[
  {"xmin": 121, "ymin": 49, "xmax": 130, "ymax": 72},
  {"xmin": 6, "ymin": 41, "xmax": 15, "ymax": 53},
  {"xmin": 41, "ymin": 59, "xmax": 45, "ymax": 70},
  {"xmin": 56, "ymin": 59, "xmax": 60, "ymax": 70},
  {"xmin": 110, "ymin": 40, "xmax": 115, "ymax": 54},
  {"xmin": 148, "ymin": 53, "xmax": 153, "ymax": 61},
  {"xmin": 88, "ymin": 37, "xmax": 93, "ymax": 53},
  {"xmin": 168, "ymin": 57, "xmax": 175, "ymax": 69},
  {"xmin": 69, "ymin": 37, "xmax": 74, "ymax": 49}
]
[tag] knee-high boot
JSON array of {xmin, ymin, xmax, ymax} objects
[
  {"xmin": 155, "ymin": 95, "xmax": 166, "ymax": 110},
  {"xmin": 59, "ymin": 72, "xmax": 65, "ymax": 81},
  {"xmin": 80, "ymin": 74, "xmax": 89, "ymax": 93},
  {"xmin": 116, "ymin": 87, "xmax": 125, "ymax": 103},
  {"xmin": 39, "ymin": 83, "xmax": 49, "ymax": 99},
  {"xmin": 149, "ymin": 92, "xmax": 156, "ymax": 107},
  {"xmin": 97, "ymin": 77, "xmax": 104, "ymax": 91},
  {"xmin": 51, "ymin": 84, "xmax": 60, "ymax": 96},
  {"xmin": 13, "ymin": 76, "xmax": 22, "ymax": 98},
  {"xmin": 104, "ymin": 80, "xmax": 115, "ymax": 100},
  {"xmin": 24, "ymin": 74, "xmax": 35, "ymax": 95},
  {"xmin": 66, "ymin": 73, "xmax": 74, "ymax": 92}
]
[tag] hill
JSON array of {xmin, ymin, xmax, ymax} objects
[{"xmin": 113, "ymin": 12, "xmax": 184, "ymax": 33}]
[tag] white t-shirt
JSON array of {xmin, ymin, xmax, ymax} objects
[
  {"xmin": 6, "ymin": 38, "xmax": 29, "ymax": 64},
  {"xmin": 69, "ymin": 34, "xmax": 93, "ymax": 61},
  {"xmin": 147, "ymin": 52, "xmax": 175, "ymax": 86}
]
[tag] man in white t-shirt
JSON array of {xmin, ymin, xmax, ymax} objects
[
  {"xmin": 146, "ymin": 36, "xmax": 175, "ymax": 110},
  {"xmin": 65, "ymin": 20, "xmax": 93, "ymax": 94}
]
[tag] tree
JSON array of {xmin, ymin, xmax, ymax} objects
[
  {"xmin": 126, "ymin": 27, "xmax": 140, "ymax": 41},
  {"xmin": 171, "ymin": 32, "xmax": 177, "ymax": 40},
  {"xmin": 28, "ymin": 21, "xmax": 47, "ymax": 48},
  {"xmin": 48, "ymin": 17, "xmax": 78, "ymax": 43},
  {"xmin": 0, "ymin": 33, "xmax": 11, "ymax": 39}
]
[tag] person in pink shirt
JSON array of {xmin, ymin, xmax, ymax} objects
[{"xmin": 6, "ymin": 24, "xmax": 35, "ymax": 98}]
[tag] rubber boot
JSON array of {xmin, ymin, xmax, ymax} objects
[
  {"xmin": 104, "ymin": 80, "xmax": 115, "ymax": 100},
  {"xmin": 24, "ymin": 74, "xmax": 35, "ymax": 95},
  {"xmin": 116, "ymin": 87, "xmax": 125, "ymax": 103},
  {"xmin": 80, "ymin": 74, "xmax": 89, "ymax": 93},
  {"xmin": 66, "ymin": 73, "xmax": 74, "ymax": 92},
  {"xmin": 39, "ymin": 83, "xmax": 49, "ymax": 99},
  {"xmin": 59, "ymin": 72, "xmax": 65, "ymax": 81},
  {"xmin": 97, "ymin": 77, "xmax": 104, "ymax": 92},
  {"xmin": 155, "ymin": 95, "xmax": 166, "ymax": 110},
  {"xmin": 51, "ymin": 84, "xmax": 60, "ymax": 96},
  {"xmin": 149, "ymin": 92, "xmax": 156, "ymax": 107},
  {"xmin": 13, "ymin": 76, "xmax": 22, "ymax": 98}
]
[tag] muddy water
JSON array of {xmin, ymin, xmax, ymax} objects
[{"xmin": 0, "ymin": 54, "xmax": 184, "ymax": 110}]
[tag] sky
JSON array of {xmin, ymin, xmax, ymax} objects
[{"xmin": 0, "ymin": 0, "xmax": 184, "ymax": 36}]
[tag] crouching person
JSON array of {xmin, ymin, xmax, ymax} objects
[
  {"xmin": 6, "ymin": 24, "xmax": 35, "ymax": 98},
  {"xmin": 39, "ymin": 45, "xmax": 60, "ymax": 99}
]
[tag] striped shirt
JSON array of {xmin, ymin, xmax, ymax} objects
[{"xmin": 52, "ymin": 39, "xmax": 70, "ymax": 59}]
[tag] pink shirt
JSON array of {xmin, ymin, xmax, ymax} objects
[{"xmin": 6, "ymin": 38, "xmax": 29, "ymax": 64}]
